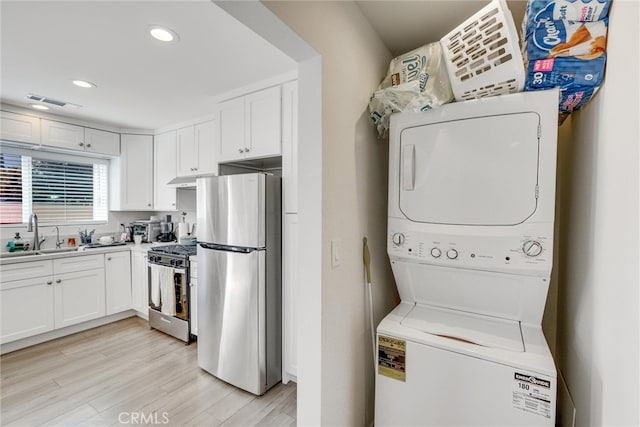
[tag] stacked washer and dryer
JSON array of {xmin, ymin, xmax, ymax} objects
[{"xmin": 375, "ymin": 89, "xmax": 559, "ymax": 426}]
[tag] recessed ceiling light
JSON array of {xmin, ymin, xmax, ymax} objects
[
  {"xmin": 72, "ymin": 80, "xmax": 96, "ymax": 88},
  {"xmin": 148, "ymin": 25, "xmax": 179, "ymax": 42},
  {"xmin": 30, "ymin": 104, "xmax": 49, "ymax": 110}
]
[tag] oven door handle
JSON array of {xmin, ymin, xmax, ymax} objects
[{"xmin": 147, "ymin": 263, "xmax": 187, "ymax": 275}]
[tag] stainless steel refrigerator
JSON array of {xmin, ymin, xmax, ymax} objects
[{"xmin": 196, "ymin": 173, "xmax": 281, "ymax": 395}]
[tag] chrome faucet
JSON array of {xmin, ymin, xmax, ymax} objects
[
  {"xmin": 53, "ymin": 226, "xmax": 63, "ymax": 249},
  {"xmin": 27, "ymin": 213, "xmax": 45, "ymax": 250}
]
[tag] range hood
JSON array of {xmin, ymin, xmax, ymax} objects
[{"xmin": 167, "ymin": 175, "xmax": 210, "ymax": 188}]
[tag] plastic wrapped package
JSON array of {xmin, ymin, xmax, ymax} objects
[
  {"xmin": 525, "ymin": 55, "xmax": 605, "ymax": 114},
  {"xmin": 524, "ymin": 18, "xmax": 608, "ymax": 61},
  {"xmin": 369, "ymin": 42, "xmax": 454, "ymax": 137}
]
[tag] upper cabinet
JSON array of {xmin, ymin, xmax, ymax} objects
[
  {"xmin": 218, "ymin": 86, "xmax": 282, "ymax": 163},
  {"xmin": 154, "ymin": 130, "xmax": 178, "ymax": 211},
  {"xmin": 0, "ymin": 111, "xmax": 41, "ymax": 144},
  {"xmin": 41, "ymin": 119, "xmax": 120, "ymax": 157},
  {"xmin": 110, "ymin": 134, "xmax": 154, "ymax": 211},
  {"xmin": 176, "ymin": 119, "xmax": 219, "ymax": 177},
  {"xmin": 282, "ymin": 81, "xmax": 298, "ymax": 214},
  {"xmin": 83, "ymin": 128, "xmax": 120, "ymax": 156}
]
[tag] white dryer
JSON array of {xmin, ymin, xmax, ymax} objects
[{"xmin": 376, "ymin": 89, "xmax": 559, "ymax": 426}]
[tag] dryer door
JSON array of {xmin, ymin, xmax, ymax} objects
[{"xmin": 399, "ymin": 112, "xmax": 540, "ymax": 225}]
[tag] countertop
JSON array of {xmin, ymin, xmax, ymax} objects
[{"xmin": 0, "ymin": 242, "xmax": 199, "ymax": 266}]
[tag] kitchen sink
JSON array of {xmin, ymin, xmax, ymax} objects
[
  {"xmin": 37, "ymin": 248, "xmax": 80, "ymax": 255},
  {"xmin": 0, "ymin": 251, "xmax": 41, "ymax": 259},
  {"xmin": 0, "ymin": 247, "xmax": 80, "ymax": 259}
]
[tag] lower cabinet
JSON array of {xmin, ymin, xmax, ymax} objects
[
  {"xmin": 0, "ymin": 251, "xmax": 134, "ymax": 345},
  {"xmin": 105, "ymin": 251, "xmax": 132, "ymax": 315},
  {"xmin": 282, "ymin": 213, "xmax": 298, "ymax": 382},
  {"xmin": 190, "ymin": 260, "xmax": 198, "ymax": 336},
  {"xmin": 131, "ymin": 250, "xmax": 149, "ymax": 318},
  {"xmin": 0, "ymin": 276, "xmax": 55, "ymax": 343},
  {"xmin": 54, "ymin": 268, "xmax": 106, "ymax": 329}
]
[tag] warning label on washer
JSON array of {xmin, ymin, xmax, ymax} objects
[
  {"xmin": 512, "ymin": 371, "xmax": 553, "ymax": 418},
  {"xmin": 378, "ymin": 335, "xmax": 406, "ymax": 382}
]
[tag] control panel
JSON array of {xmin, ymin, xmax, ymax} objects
[{"xmin": 388, "ymin": 227, "xmax": 552, "ymax": 275}]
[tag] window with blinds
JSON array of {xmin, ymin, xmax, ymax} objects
[{"xmin": 0, "ymin": 150, "xmax": 108, "ymax": 225}]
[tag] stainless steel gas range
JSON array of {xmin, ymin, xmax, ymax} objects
[{"xmin": 147, "ymin": 244, "xmax": 197, "ymax": 343}]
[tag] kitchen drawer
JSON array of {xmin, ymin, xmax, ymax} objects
[
  {"xmin": 53, "ymin": 254, "xmax": 104, "ymax": 274},
  {"xmin": 0, "ymin": 259, "xmax": 53, "ymax": 284}
]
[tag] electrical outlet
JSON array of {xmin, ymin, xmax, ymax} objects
[{"xmin": 331, "ymin": 239, "xmax": 341, "ymax": 268}]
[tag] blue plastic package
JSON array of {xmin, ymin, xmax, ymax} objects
[
  {"xmin": 525, "ymin": 55, "xmax": 606, "ymax": 89},
  {"xmin": 524, "ymin": 0, "xmax": 610, "ymax": 25}
]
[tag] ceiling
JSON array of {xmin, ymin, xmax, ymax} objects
[
  {"xmin": 0, "ymin": 1, "xmax": 296, "ymax": 130},
  {"xmin": 0, "ymin": 1, "xmax": 527, "ymax": 132},
  {"xmin": 357, "ymin": 0, "xmax": 527, "ymax": 56}
]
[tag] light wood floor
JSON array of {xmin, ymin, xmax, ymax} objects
[{"xmin": 0, "ymin": 317, "xmax": 296, "ymax": 426}]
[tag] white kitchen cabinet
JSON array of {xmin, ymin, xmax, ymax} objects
[
  {"xmin": 105, "ymin": 251, "xmax": 132, "ymax": 315},
  {"xmin": 154, "ymin": 130, "xmax": 178, "ymax": 211},
  {"xmin": 1, "ymin": 255, "xmax": 108, "ymax": 344},
  {"xmin": 0, "ymin": 275, "xmax": 54, "ymax": 344},
  {"xmin": 53, "ymin": 268, "xmax": 106, "ymax": 329},
  {"xmin": 110, "ymin": 134, "xmax": 154, "ymax": 211},
  {"xmin": 218, "ymin": 86, "xmax": 282, "ymax": 162},
  {"xmin": 0, "ymin": 111, "xmax": 41, "ymax": 144},
  {"xmin": 282, "ymin": 213, "xmax": 298, "ymax": 383},
  {"xmin": 218, "ymin": 97, "xmax": 245, "ymax": 162},
  {"xmin": 282, "ymin": 81, "xmax": 298, "ymax": 213},
  {"xmin": 83, "ymin": 128, "xmax": 120, "ymax": 156},
  {"xmin": 245, "ymin": 85, "xmax": 282, "ymax": 158},
  {"xmin": 190, "ymin": 260, "xmax": 197, "ymax": 336},
  {"xmin": 131, "ymin": 250, "xmax": 149, "ymax": 318},
  {"xmin": 176, "ymin": 120, "xmax": 219, "ymax": 177},
  {"xmin": 41, "ymin": 119, "xmax": 120, "ymax": 156}
]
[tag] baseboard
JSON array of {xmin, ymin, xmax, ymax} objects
[{"xmin": 1, "ymin": 310, "xmax": 137, "ymax": 355}]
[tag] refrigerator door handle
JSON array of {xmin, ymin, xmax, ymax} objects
[{"xmin": 199, "ymin": 242, "xmax": 256, "ymax": 253}]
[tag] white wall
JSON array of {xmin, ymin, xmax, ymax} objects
[
  {"xmin": 262, "ymin": 2, "xmax": 397, "ymax": 425},
  {"xmin": 556, "ymin": 1, "xmax": 639, "ymax": 425}
]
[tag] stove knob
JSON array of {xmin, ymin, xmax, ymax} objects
[
  {"xmin": 430, "ymin": 247, "xmax": 442, "ymax": 258},
  {"xmin": 446, "ymin": 249, "xmax": 459, "ymax": 260}
]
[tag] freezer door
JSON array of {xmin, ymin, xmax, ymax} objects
[
  {"xmin": 197, "ymin": 246, "xmax": 266, "ymax": 395},
  {"xmin": 197, "ymin": 173, "xmax": 265, "ymax": 248}
]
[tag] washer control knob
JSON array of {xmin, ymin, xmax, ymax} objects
[
  {"xmin": 446, "ymin": 249, "xmax": 459, "ymax": 260},
  {"xmin": 523, "ymin": 240, "xmax": 543, "ymax": 257},
  {"xmin": 391, "ymin": 233, "xmax": 405, "ymax": 246},
  {"xmin": 430, "ymin": 247, "xmax": 442, "ymax": 258}
]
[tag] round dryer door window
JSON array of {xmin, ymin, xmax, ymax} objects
[{"xmin": 398, "ymin": 112, "xmax": 540, "ymax": 226}]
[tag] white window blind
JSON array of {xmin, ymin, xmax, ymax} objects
[{"xmin": 0, "ymin": 149, "xmax": 108, "ymax": 225}]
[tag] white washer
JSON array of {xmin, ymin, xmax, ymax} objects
[{"xmin": 376, "ymin": 90, "xmax": 559, "ymax": 426}]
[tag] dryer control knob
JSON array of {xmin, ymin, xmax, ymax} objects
[
  {"xmin": 430, "ymin": 248, "xmax": 442, "ymax": 258},
  {"xmin": 446, "ymin": 249, "xmax": 459, "ymax": 260},
  {"xmin": 523, "ymin": 240, "xmax": 543, "ymax": 257},
  {"xmin": 392, "ymin": 233, "xmax": 405, "ymax": 246}
]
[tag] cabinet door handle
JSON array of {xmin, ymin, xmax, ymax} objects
[
  {"xmin": 86, "ymin": 143, "xmax": 91, "ymax": 148},
  {"xmin": 238, "ymin": 148, "xmax": 244, "ymax": 153},
  {"xmin": 147, "ymin": 203, "xmax": 151, "ymax": 207},
  {"xmin": 245, "ymin": 147, "xmax": 250, "ymax": 152},
  {"xmin": 172, "ymin": 203, "xmax": 176, "ymax": 206},
  {"xmin": 79, "ymin": 142, "xmax": 84, "ymax": 147},
  {"xmin": 56, "ymin": 279, "xmax": 62, "ymax": 284},
  {"xmin": 107, "ymin": 257, "xmax": 112, "ymax": 261},
  {"xmin": 46, "ymin": 281, "xmax": 53, "ymax": 285}
]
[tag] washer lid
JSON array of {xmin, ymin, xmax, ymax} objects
[
  {"xmin": 401, "ymin": 304, "xmax": 524, "ymax": 352},
  {"xmin": 398, "ymin": 112, "xmax": 540, "ymax": 226}
]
